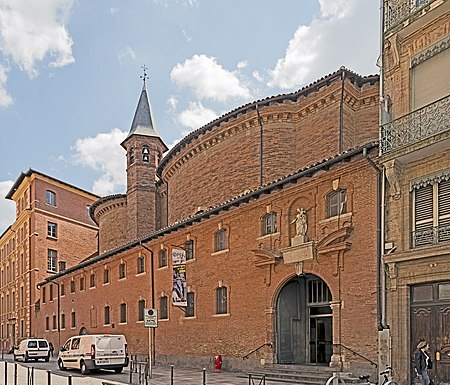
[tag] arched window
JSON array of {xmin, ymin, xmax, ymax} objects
[
  {"xmin": 216, "ymin": 286, "xmax": 228, "ymax": 315},
  {"xmin": 138, "ymin": 299, "xmax": 146, "ymax": 321},
  {"xmin": 103, "ymin": 268, "xmax": 110, "ymax": 284},
  {"xmin": 214, "ymin": 229, "xmax": 227, "ymax": 252},
  {"xmin": 104, "ymin": 305, "xmax": 111, "ymax": 325},
  {"xmin": 45, "ymin": 190, "xmax": 56, "ymax": 206},
  {"xmin": 137, "ymin": 255, "xmax": 145, "ymax": 274},
  {"xmin": 185, "ymin": 292, "xmax": 195, "ymax": 317},
  {"xmin": 119, "ymin": 262, "xmax": 126, "ymax": 279},
  {"xmin": 262, "ymin": 212, "xmax": 277, "ymax": 235},
  {"xmin": 120, "ymin": 303, "xmax": 127, "ymax": 324},
  {"xmin": 158, "ymin": 249, "xmax": 167, "ymax": 268},
  {"xmin": 327, "ymin": 189, "xmax": 347, "ymax": 218},
  {"xmin": 90, "ymin": 272, "xmax": 96, "ymax": 288},
  {"xmin": 142, "ymin": 145, "xmax": 150, "ymax": 162},
  {"xmin": 159, "ymin": 296, "xmax": 168, "ymax": 319}
]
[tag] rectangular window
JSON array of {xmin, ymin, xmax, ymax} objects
[
  {"xmin": 60, "ymin": 283, "xmax": 65, "ymax": 296},
  {"xmin": 413, "ymin": 178, "xmax": 450, "ymax": 247},
  {"xmin": 262, "ymin": 213, "xmax": 277, "ymax": 235},
  {"xmin": 45, "ymin": 316, "xmax": 49, "ymax": 331},
  {"xmin": 70, "ymin": 280, "xmax": 76, "ymax": 293},
  {"xmin": 42, "ymin": 286, "xmax": 46, "ymax": 303},
  {"xmin": 71, "ymin": 312, "xmax": 76, "ymax": 328},
  {"xmin": 120, "ymin": 303, "xmax": 127, "ymax": 323},
  {"xmin": 216, "ymin": 287, "xmax": 228, "ymax": 315},
  {"xmin": 138, "ymin": 299, "xmax": 145, "ymax": 321},
  {"xmin": 186, "ymin": 292, "xmax": 195, "ymax": 317},
  {"xmin": 159, "ymin": 296, "xmax": 168, "ymax": 320},
  {"xmin": 185, "ymin": 240, "xmax": 194, "ymax": 261},
  {"xmin": 215, "ymin": 229, "xmax": 227, "ymax": 252},
  {"xmin": 104, "ymin": 306, "xmax": 111, "ymax": 325},
  {"xmin": 47, "ymin": 249, "xmax": 57, "ymax": 272},
  {"xmin": 137, "ymin": 256, "xmax": 145, "ymax": 274},
  {"xmin": 119, "ymin": 263, "xmax": 126, "ymax": 279},
  {"xmin": 52, "ymin": 315, "xmax": 57, "ymax": 330},
  {"xmin": 47, "ymin": 222, "xmax": 57, "ymax": 238},
  {"xmin": 80, "ymin": 276, "xmax": 85, "ymax": 291},
  {"xmin": 61, "ymin": 313, "xmax": 66, "ymax": 329},
  {"xmin": 103, "ymin": 268, "xmax": 110, "ymax": 284},
  {"xmin": 327, "ymin": 189, "xmax": 347, "ymax": 218},
  {"xmin": 158, "ymin": 249, "xmax": 167, "ymax": 268},
  {"xmin": 90, "ymin": 273, "xmax": 96, "ymax": 288},
  {"xmin": 49, "ymin": 284, "xmax": 53, "ymax": 301},
  {"xmin": 46, "ymin": 190, "xmax": 56, "ymax": 206}
]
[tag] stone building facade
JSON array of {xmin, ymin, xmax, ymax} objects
[
  {"xmin": 0, "ymin": 170, "xmax": 99, "ymax": 351},
  {"xmin": 36, "ymin": 68, "xmax": 382, "ymax": 376},
  {"xmin": 380, "ymin": 0, "xmax": 450, "ymax": 383}
]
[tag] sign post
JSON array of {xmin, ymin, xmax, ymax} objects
[{"xmin": 144, "ymin": 308, "xmax": 157, "ymax": 379}]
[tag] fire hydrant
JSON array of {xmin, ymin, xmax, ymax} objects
[{"xmin": 214, "ymin": 355, "xmax": 222, "ymax": 372}]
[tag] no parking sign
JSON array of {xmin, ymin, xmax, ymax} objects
[{"xmin": 144, "ymin": 308, "xmax": 158, "ymax": 328}]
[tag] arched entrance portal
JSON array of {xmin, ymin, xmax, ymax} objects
[{"xmin": 276, "ymin": 274, "xmax": 332, "ymax": 365}]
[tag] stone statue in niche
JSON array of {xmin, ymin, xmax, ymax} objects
[{"xmin": 291, "ymin": 208, "xmax": 308, "ymax": 237}]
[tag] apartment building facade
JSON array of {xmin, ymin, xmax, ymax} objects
[
  {"xmin": 380, "ymin": 0, "xmax": 450, "ymax": 383},
  {"xmin": 0, "ymin": 170, "xmax": 99, "ymax": 351}
]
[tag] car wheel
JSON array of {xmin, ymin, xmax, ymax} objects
[
  {"xmin": 80, "ymin": 361, "xmax": 90, "ymax": 375},
  {"xmin": 58, "ymin": 359, "xmax": 67, "ymax": 371},
  {"xmin": 114, "ymin": 367, "xmax": 123, "ymax": 373}
]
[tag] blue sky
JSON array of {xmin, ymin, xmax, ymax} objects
[{"xmin": 0, "ymin": 0, "xmax": 379, "ymax": 233}]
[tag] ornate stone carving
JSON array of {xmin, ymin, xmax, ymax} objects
[{"xmin": 385, "ymin": 159, "xmax": 402, "ymax": 200}]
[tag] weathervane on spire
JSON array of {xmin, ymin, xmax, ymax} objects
[{"xmin": 140, "ymin": 65, "xmax": 149, "ymax": 85}]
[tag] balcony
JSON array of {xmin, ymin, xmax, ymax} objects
[
  {"xmin": 380, "ymin": 95, "xmax": 450, "ymax": 156},
  {"xmin": 412, "ymin": 223, "xmax": 450, "ymax": 248},
  {"xmin": 385, "ymin": 0, "xmax": 437, "ymax": 31}
]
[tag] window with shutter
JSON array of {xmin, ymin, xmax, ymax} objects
[{"xmin": 413, "ymin": 177, "xmax": 450, "ymax": 247}]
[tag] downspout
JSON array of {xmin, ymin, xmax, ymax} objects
[
  {"xmin": 140, "ymin": 242, "xmax": 155, "ymax": 363},
  {"xmin": 339, "ymin": 67, "xmax": 345, "ymax": 153},
  {"xmin": 363, "ymin": 148, "xmax": 384, "ymax": 331}
]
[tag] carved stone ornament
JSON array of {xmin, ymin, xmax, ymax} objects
[{"xmin": 385, "ymin": 159, "xmax": 402, "ymax": 200}]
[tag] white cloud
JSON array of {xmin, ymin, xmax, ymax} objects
[
  {"xmin": 167, "ymin": 96, "xmax": 178, "ymax": 110},
  {"xmin": 118, "ymin": 46, "xmax": 136, "ymax": 64},
  {"xmin": 237, "ymin": 60, "xmax": 248, "ymax": 69},
  {"xmin": 182, "ymin": 29, "xmax": 192, "ymax": 42},
  {"xmin": 0, "ymin": 0, "xmax": 75, "ymax": 78},
  {"xmin": 178, "ymin": 101, "xmax": 218, "ymax": 130},
  {"xmin": 71, "ymin": 128, "xmax": 127, "ymax": 196},
  {"xmin": 171, "ymin": 54, "xmax": 252, "ymax": 102},
  {"xmin": 252, "ymin": 70, "xmax": 263, "ymax": 82},
  {"xmin": 0, "ymin": 180, "xmax": 15, "ymax": 234},
  {"xmin": 0, "ymin": 64, "xmax": 12, "ymax": 107},
  {"xmin": 268, "ymin": 0, "xmax": 378, "ymax": 89}
]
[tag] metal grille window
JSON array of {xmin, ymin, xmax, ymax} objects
[
  {"xmin": 216, "ymin": 286, "xmax": 228, "ymax": 315},
  {"xmin": 327, "ymin": 189, "xmax": 347, "ymax": 218},
  {"xmin": 413, "ymin": 178, "xmax": 450, "ymax": 247},
  {"xmin": 159, "ymin": 296, "xmax": 168, "ymax": 319},
  {"xmin": 158, "ymin": 249, "xmax": 167, "ymax": 268},
  {"xmin": 137, "ymin": 255, "xmax": 145, "ymax": 274},
  {"xmin": 119, "ymin": 262, "xmax": 126, "ymax": 279},
  {"xmin": 47, "ymin": 222, "xmax": 57, "ymax": 238},
  {"xmin": 214, "ymin": 229, "xmax": 227, "ymax": 252},
  {"xmin": 120, "ymin": 303, "xmax": 127, "ymax": 323},
  {"xmin": 186, "ymin": 292, "xmax": 195, "ymax": 317},
  {"xmin": 262, "ymin": 212, "xmax": 277, "ymax": 235},
  {"xmin": 138, "ymin": 299, "xmax": 145, "ymax": 321},
  {"xmin": 47, "ymin": 249, "xmax": 57, "ymax": 272},
  {"xmin": 185, "ymin": 240, "xmax": 194, "ymax": 261},
  {"xmin": 307, "ymin": 279, "xmax": 332, "ymax": 305},
  {"xmin": 104, "ymin": 306, "xmax": 111, "ymax": 325}
]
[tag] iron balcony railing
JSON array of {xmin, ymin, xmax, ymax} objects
[
  {"xmin": 385, "ymin": 0, "xmax": 432, "ymax": 31},
  {"xmin": 412, "ymin": 223, "xmax": 450, "ymax": 248},
  {"xmin": 380, "ymin": 95, "xmax": 450, "ymax": 155}
]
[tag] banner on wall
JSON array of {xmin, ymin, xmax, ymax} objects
[{"xmin": 172, "ymin": 248, "xmax": 187, "ymax": 306}]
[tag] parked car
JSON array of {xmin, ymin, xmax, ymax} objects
[
  {"xmin": 58, "ymin": 334, "xmax": 128, "ymax": 374},
  {"xmin": 13, "ymin": 338, "xmax": 50, "ymax": 362}
]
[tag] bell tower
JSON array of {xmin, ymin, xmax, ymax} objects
[{"xmin": 121, "ymin": 67, "xmax": 168, "ymax": 241}]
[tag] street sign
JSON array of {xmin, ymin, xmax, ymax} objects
[{"xmin": 144, "ymin": 308, "xmax": 158, "ymax": 328}]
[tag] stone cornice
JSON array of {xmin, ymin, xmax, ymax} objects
[{"xmin": 410, "ymin": 34, "xmax": 450, "ymax": 67}]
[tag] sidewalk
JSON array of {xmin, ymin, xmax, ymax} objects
[{"xmin": 0, "ymin": 358, "xmax": 259, "ymax": 385}]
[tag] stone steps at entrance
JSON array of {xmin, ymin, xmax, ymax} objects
[{"xmin": 245, "ymin": 364, "xmax": 357, "ymax": 385}]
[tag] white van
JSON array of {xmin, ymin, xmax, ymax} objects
[
  {"xmin": 13, "ymin": 338, "xmax": 50, "ymax": 362},
  {"xmin": 57, "ymin": 334, "xmax": 128, "ymax": 374}
]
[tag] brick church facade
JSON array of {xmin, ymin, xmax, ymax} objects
[{"xmin": 36, "ymin": 67, "xmax": 382, "ymax": 375}]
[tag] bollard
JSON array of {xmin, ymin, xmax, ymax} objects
[
  {"xmin": 202, "ymin": 368, "xmax": 206, "ymax": 385},
  {"xmin": 171, "ymin": 365, "xmax": 174, "ymax": 385},
  {"xmin": 14, "ymin": 363, "xmax": 17, "ymax": 385},
  {"xmin": 4, "ymin": 361, "xmax": 7, "ymax": 385},
  {"xmin": 47, "ymin": 369, "xmax": 51, "ymax": 385},
  {"xmin": 68, "ymin": 375, "xmax": 72, "ymax": 385},
  {"xmin": 129, "ymin": 363, "xmax": 133, "ymax": 384}
]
